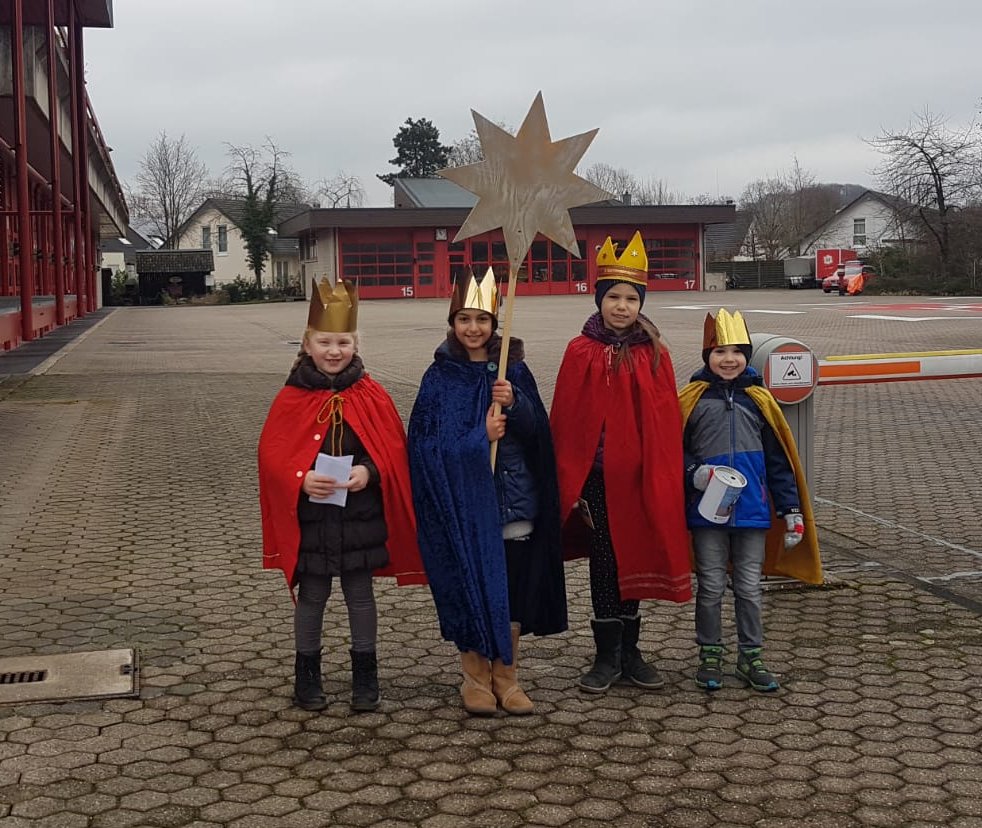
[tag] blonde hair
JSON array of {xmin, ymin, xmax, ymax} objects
[{"xmin": 293, "ymin": 327, "xmax": 360, "ymax": 371}]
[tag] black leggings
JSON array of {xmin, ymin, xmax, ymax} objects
[
  {"xmin": 294, "ymin": 570, "xmax": 377, "ymax": 654},
  {"xmin": 581, "ymin": 471, "xmax": 640, "ymax": 619}
]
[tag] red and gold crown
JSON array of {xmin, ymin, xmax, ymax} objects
[
  {"xmin": 596, "ymin": 230, "xmax": 648, "ymax": 286},
  {"xmin": 702, "ymin": 308, "xmax": 751, "ymax": 350},
  {"xmin": 307, "ymin": 278, "xmax": 358, "ymax": 333},
  {"xmin": 448, "ymin": 266, "xmax": 500, "ymax": 321}
]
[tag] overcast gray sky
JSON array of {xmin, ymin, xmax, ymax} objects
[{"xmin": 85, "ymin": 0, "xmax": 980, "ymax": 208}]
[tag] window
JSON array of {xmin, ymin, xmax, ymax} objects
[
  {"xmin": 201, "ymin": 226, "xmax": 211, "ymax": 249},
  {"xmin": 275, "ymin": 260, "xmax": 289, "ymax": 287},
  {"xmin": 415, "ymin": 241, "xmax": 435, "ymax": 285},
  {"xmin": 645, "ymin": 238, "xmax": 695, "ymax": 280},
  {"xmin": 340, "ymin": 240, "xmax": 412, "ymax": 287},
  {"xmin": 301, "ymin": 233, "xmax": 318, "ymax": 262},
  {"xmin": 853, "ymin": 218, "xmax": 867, "ymax": 247},
  {"xmin": 504, "ymin": 238, "xmax": 584, "ymax": 283},
  {"xmin": 217, "ymin": 225, "xmax": 228, "ymax": 254}
]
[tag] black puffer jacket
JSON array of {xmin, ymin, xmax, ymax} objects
[{"xmin": 288, "ymin": 355, "xmax": 389, "ymax": 577}]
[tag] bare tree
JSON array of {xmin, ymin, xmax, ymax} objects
[
  {"xmin": 635, "ymin": 177, "xmax": 684, "ymax": 205},
  {"xmin": 445, "ymin": 123, "xmax": 514, "ymax": 168},
  {"xmin": 315, "ymin": 172, "xmax": 366, "ymax": 207},
  {"xmin": 224, "ymin": 138, "xmax": 304, "ymax": 288},
  {"xmin": 128, "ymin": 131, "xmax": 208, "ymax": 248},
  {"xmin": 739, "ymin": 177, "xmax": 790, "ymax": 259},
  {"xmin": 869, "ymin": 109, "xmax": 981, "ymax": 280},
  {"xmin": 447, "ymin": 128, "xmax": 485, "ymax": 167},
  {"xmin": 582, "ymin": 164, "xmax": 685, "ymax": 205},
  {"xmin": 582, "ymin": 163, "xmax": 636, "ymax": 201}
]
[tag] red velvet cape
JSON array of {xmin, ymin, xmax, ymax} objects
[
  {"xmin": 550, "ymin": 336, "xmax": 692, "ymax": 602},
  {"xmin": 258, "ymin": 376, "xmax": 427, "ymax": 592}
]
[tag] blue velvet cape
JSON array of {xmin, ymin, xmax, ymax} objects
[{"xmin": 408, "ymin": 338, "xmax": 567, "ymax": 662}]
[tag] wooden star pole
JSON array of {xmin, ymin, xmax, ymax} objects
[{"xmin": 438, "ymin": 92, "xmax": 610, "ymax": 468}]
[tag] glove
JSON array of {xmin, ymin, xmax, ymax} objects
[
  {"xmin": 784, "ymin": 513, "xmax": 805, "ymax": 548},
  {"xmin": 693, "ymin": 465, "xmax": 715, "ymax": 491}
]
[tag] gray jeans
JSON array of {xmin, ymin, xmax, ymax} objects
[{"xmin": 692, "ymin": 528, "xmax": 767, "ymax": 650}]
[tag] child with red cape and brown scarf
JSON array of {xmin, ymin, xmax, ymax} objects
[
  {"xmin": 550, "ymin": 231, "xmax": 691, "ymax": 694},
  {"xmin": 258, "ymin": 279, "xmax": 425, "ymax": 713}
]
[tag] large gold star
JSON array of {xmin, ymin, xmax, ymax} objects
[{"xmin": 438, "ymin": 92, "xmax": 610, "ymax": 269}]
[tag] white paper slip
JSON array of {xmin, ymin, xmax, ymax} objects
[{"xmin": 309, "ymin": 454, "xmax": 354, "ymax": 507}]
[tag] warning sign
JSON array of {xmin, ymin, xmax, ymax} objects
[{"xmin": 769, "ymin": 352, "xmax": 813, "ymax": 388}]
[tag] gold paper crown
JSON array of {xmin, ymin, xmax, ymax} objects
[
  {"xmin": 448, "ymin": 266, "xmax": 500, "ymax": 320},
  {"xmin": 596, "ymin": 230, "xmax": 648, "ymax": 286},
  {"xmin": 307, "ymin": 278, "xmax": 358, "ymax": 333},
  {"xmin": 702, "ymin": 309, "xmax": 751, "ymax": 351}
]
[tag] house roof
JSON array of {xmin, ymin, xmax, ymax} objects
[
  {"xmin": 99, "ymin": 225, "xmax": 155, "ymax": 256},
  {"xmin": 280, "ymin": 204, "xmax": 735, "ymax": 236},
  {"xmin": 391, "ymin": 176, "xmax": 626, "ymax": 209},
  {"xmin": 393, "ymin": 178, "xmax": 478, "ymax": 208},
  {"xmin": 269, "ymin": 237, "xmax": 299, "ymax": 255},
  {"xmin": 135, "ymin": 249, "xmax": 215, "ymax": 274},
  {"xmin": 100, "ymin": 226, "xmax": 155, "ymax": 268},
  {"xmin": 206, "ymin": 197, "xmax": 310, "ymax": 228},
  {"xmin": 797, "ymin": 189, "xmax": 911, "ymax": 249},
  {"xmin": 704, "ymin": 210, "xmax": 754, "ymax": 260},
  {"xmin": 173, "ymin": 197, "xmax": 309, "ymax": 245}
]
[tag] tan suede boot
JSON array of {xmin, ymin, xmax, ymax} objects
[
  {"xmin": 491, "ymin": 623, "xmax": 534, "ymax": 715},
  {"xmin": 460, "ymin": 650, "xmax": 497, "ymax": 715}
]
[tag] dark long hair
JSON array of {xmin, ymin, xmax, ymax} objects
[{"xmin": 612, "ymin": 315, "xmax": 663, "ymax": 375}]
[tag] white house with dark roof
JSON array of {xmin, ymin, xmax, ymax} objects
[
  {"xmin": 171, "ymin": 198, "xmax": 306, "ymax": 290},
  {"xmin": 796, "ymin": 190, "xmax": 921, "ymax": 257}
]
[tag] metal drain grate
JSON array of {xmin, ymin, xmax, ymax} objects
[
  {"xmin": 0, "ymin": 650, "xmax": 138, "ymax": 705},
  {"xmin": 1, "ymin": 670, "xmax": 47, "ymax": 685}
]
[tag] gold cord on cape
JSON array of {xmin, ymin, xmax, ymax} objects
[{"xmin": 316, "ymin": 394, "xmax": 345, "ymax": 455}]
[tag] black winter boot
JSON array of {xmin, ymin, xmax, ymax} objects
[
  {"xmin": 578, "ymin": 618, "xmax": 624, "ymax": 693},
  {"xmin": 350, "ymin": 649, "xmax": 380, "ymax": 712},
  {"xmin": 293, "ymin": 650, "xmax": 327, "ymax": 711},
  {"xmin": 619, "ymin": 615, "xmax": 665, "ymax": 689}
]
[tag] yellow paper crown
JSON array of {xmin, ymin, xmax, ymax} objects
[
  {"xmin": 448, "ymin": 266, "xmax": 500, "ymax": 320},
  {"xmin": 596, "ymin": 230, "xmax": 648, "ymax": 286},
  {"xmin": 702, "ymin": 308, "xmax": 751, "ymax": 351},
  {"xmin": 307, "ymin": 278, "xmax": 358, "ymax": 333}
]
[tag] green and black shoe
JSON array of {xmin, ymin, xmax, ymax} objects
[
  {"xmin": 735, "ymin": 648, "xmax": 780, "ymax": 692},
  {"xmin": 695, "ymin": 645, "xmax": 724, "ymax": 691}
]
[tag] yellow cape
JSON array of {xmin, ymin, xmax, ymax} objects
[{"xmin": 678, "ymin": 381, "xmax": 823, "ymax": 584}]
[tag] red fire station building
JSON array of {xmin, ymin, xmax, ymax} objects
[
  {"xmin": 0, "ymin": 0, "xmax": 126, "ymax": 351},
  {"xmin": 280, "ymin": 179, "xmax": 735, "ymax": 301}
]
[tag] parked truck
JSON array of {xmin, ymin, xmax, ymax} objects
[
  {"xmin": 784, "ymin": 257, "xmax": 816, "ymax": 288},
  {"xmin": 815, "ymin": 248, "xmax": 857, "ymax": 285}
]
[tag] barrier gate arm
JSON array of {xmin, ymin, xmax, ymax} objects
[{"xmin": 818, "ymin": 349, "xmax": 982, "ymax": 385}]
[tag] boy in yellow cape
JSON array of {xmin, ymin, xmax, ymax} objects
[{"xmin": 678, "ymin": 309, "xmax": 821, "ymax": 692}]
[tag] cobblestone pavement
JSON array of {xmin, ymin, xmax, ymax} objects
[{"xmin": 0, "ymin": 291, "xmax": 980, "ymax": 828}]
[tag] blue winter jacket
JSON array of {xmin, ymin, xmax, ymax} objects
[
  {"xmin": 683, "ymin": 366, "xmax": 799, "ymax": 529},
  {"xmin": 495, "ymin": 387, "xmax": 539, "ymax": 527}
]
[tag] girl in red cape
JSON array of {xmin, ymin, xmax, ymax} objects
[
  {"xmin": 550, "ymin": 231, "xmax": 691, "ymax": 694},
  {"xmin": 258, "ymin": 280, "xmax": 425, "ymax": 713}
]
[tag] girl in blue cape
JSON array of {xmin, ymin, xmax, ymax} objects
[{"xmin": 408, "ymin": 269, "xmax": 567, "ymax": 716}]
